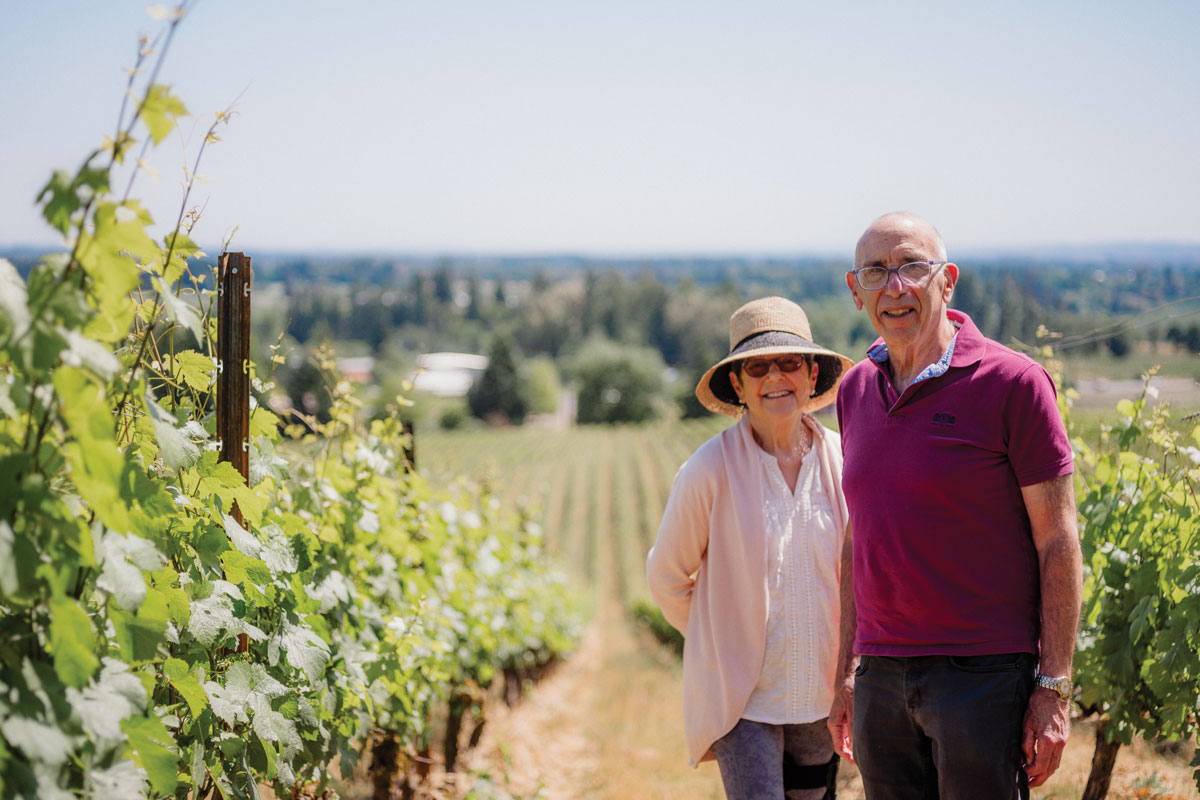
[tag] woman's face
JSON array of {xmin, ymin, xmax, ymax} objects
[{"xmin": 729, "ymin": 355, "xmax": 818, "ymax": 423}]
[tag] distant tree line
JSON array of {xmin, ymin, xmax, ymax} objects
[
  {"xmin": 11, "ymin": 247, "xmax": 1196, "ymax": 426},
  {"xmin": 240, "ymin": 255, "xmax": 1200, "ymax": 426}
]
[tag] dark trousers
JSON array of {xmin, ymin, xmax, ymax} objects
[{"xmin": 853, "ymin": 653, "xmax": 1036, "ymax": 800}]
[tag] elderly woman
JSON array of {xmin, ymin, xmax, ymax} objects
[{"xmin": 646, "ymin": 296, "xmax": 854, "ymax": 800}]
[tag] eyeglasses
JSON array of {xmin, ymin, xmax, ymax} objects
[
  {"xmin": 740, "ymin": 355, "xmax": 809, "ymax": 378},
  {"xmin": 849, "ymin": 260, "xmax": 948, "ymax": 291}
]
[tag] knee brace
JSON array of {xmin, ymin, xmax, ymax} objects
[{"xmin": 783, "ymin": 752, "xmax": 838, "ymax": 798}]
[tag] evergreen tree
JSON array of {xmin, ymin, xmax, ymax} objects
[{"xmin": 468, "ymin": 334, "xmax": 530, "ymax": 425}]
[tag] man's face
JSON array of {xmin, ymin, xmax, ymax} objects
[{"xmin": 847, "ymin": 216, "xmax": 958, "ymax": 352}]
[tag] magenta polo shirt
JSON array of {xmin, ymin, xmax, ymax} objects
[{"xmin": 836, "ymin": 310, "xmax": 1073, "ymax": 656}]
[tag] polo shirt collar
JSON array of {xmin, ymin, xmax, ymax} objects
[{"xmin": 864, "ymin": 309, "xmax": 985, "ymax": 380}]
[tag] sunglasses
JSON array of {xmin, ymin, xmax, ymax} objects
[{"xmin": 739, "ymin": 355, "xmax": 810, "ymax": 378}]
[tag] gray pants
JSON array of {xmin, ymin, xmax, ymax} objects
[{"xmin": 711, "ymin": 717, "xmax": 835, "ymax": 800}]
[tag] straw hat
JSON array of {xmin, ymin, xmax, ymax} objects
[{"xmin": 696, "ymin": 296, "xmax": 856, "ymax": 418}]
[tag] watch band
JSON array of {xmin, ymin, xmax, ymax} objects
[{"xmin": 1034, "ymin": 672, "xmax": 1072, "ymax": 699}]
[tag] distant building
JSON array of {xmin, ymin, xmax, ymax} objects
[
  {"xmin": 336, "ymin": 356, "xmax": 376, "ymax": 384},
  {"xmin": 410, "ymin": 352, "xmax": 488, "ymax": 397}
]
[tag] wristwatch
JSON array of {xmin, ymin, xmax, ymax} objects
[{"xmin": 1034, "ymin": 672, "xmax": 1072, "ymax": 700}]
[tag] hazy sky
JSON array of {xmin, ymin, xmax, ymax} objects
[{"xmin": 3, "ymin": 1, "xmax": 1198, "ymax": 256}]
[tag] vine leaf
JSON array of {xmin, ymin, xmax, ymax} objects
[
  {"xmin": 66, "ymin": 658, "xmax": 147, "ymax": 745},
  {"xmin": 142, "ymin": 84, "xmax": 189, "ymax": 144},
  {"xmin": 96, "ymin": 528, "xmax": 165, "ymax": 611},
  {"xmin": 268, "ymin": 621, "xmax": 330, "ymax": 681},
  {"xmin": 36, "ymin": 165, "xmax": 109, "ymax": 235},
  {"xmin": 59, "ymin": 327, "xmax": 120, "ymax": 381},
  {"xmin": 145, "ymin": 394, "xmax": 201, "ymax": 472},
  {"xmin": 0, "ymin": 258, "xmax": 31, "ymax": 347},
  {"xmin": 173, "ymin": 349, "xmax": 215, "ymax": 392},
  {"xmin": 84, "ymin": 759, "xmax": 148, "ymax": 800},
  {"xmin": 0, "ymin": 716, "xmax": 74, "ymax": 766},
  {"xmin": 187, "ymin": 580, "xmax": 266, "ymax": 646},
  {"xmin": 203, "ymin": 662, "xmax": 286, "ymax": 726},
  {"xmin": 163, "ymin": 657, "xmax": 209, "ymax": 718},
  {"xmin": 49, "ymin": 597, "xmax": 99, "ymax": 688},
  {"xmin": 156, "ymin": 277, "xmax": 204, "ymax": 341},
  {"xmin": 121, "ymin": 713, "xmax": 179, "ymax": 794}
]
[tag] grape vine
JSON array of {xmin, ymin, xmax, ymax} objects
[{"xmin": 0, "ymin": 7, "xmax": 582, "ymax": 799}]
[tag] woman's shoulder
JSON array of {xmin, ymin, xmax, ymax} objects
[
  {"xmin": 683, "ymin": 422, "xmax": 741, "ymax": 471},
  {"xmin": 815, "ymin": 420, "xmax": 841, "ymax": 447}
]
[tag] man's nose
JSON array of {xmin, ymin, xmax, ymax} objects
[{"xmin": 884, "ymin": 270, "xmax": 907, "ymax": 296}]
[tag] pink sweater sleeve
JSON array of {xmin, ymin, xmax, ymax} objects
[{"xmin": 646, "ymin": 449, "xmax": 717, "ymax": 635}]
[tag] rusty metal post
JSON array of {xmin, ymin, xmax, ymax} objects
[
  {"xmin": 216, "ymin": 252, "xmax": 252, "ymax": 522},
  {"xmin": 402, "ymin": 419, "xmax": 415, "ymax": 469}
]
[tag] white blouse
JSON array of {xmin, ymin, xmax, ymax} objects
[{"xmin": 741, "ymin": 446, "xmax": 841, "ymax": 725}]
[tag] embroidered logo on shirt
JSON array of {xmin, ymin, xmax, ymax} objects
[{"xmin": 931, "ymin": 412, "xmax": 956, "ymax": 427}]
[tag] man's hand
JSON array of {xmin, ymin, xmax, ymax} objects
[
  {"xmin": 827, "ymin": 677, "xmax": 855, "ymax": 763},
  {"xmin": 1021, "ymin": 688, "xmax": 1070, "ymax": 787}
]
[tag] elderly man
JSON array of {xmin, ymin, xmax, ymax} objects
[{"xmin": 827, "ymin": 212, "xmax": 1082, "ymax": 799}]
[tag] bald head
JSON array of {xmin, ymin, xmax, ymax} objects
[{"xmin": 855, "ymin": 212, "xmax": 947, "ymax": 266}]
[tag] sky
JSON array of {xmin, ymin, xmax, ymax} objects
[{"xmin": 2, "ymin": 0, "xmax": 1199, "ymax": 257}]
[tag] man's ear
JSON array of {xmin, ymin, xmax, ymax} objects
[
  {"xmin": 942, "ymin": 263, "xmax": 959, "ymax": 303},
  {"xmin": 845, "ymin": 272, "xmax": 864, "ymax": 311}
]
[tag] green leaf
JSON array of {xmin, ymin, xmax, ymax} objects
[
  {"xmin": 84, "ymin": 295, "xmax": 137, "ymax": 344},
  {"xmin": 36, "ymin": 163, "xmax": 109, "ymax": 235},
  {"xmin": 155, "ymin": 277, "xmax": 204, "ymax": 341},
  {"xmin": 174, "ymin": 349, "xmax": 215, "ymax": 392},
  {"xmin": 162, "ymin": 232, "xmax": 204, "ymax": 284},
  {"xmin": 122, "ymin": 714, "xmax": 179, "ymax": 794},
  {"xmin": 58, "ymin": 326, "xmax": 120, "ymax": 381},
  {"xmin": 195, "ymin": 451, "xmax": 247, "ymax": 492},
  {"xmin": 154, "ymin": 569, "xmax": 192, "ymax": 627},
  {"xmin": 230, "ymin": 485, "xmax": 267, "ymax": 527},
  {"xmin": 0, "ymin": 716, "xmax": 75, "ymax": 768},
  {"xmin": 0, "ymin": 519, "xmax": 39, "ymax": 600},
  {"xmin": 0, "ymin": 258, "xmax": 31, "ymax": 348},
  {"xmin": 109, "ymin": 602, "xmax": 167, "ymax": 664},
  {"xmin": 85, "ymin": 758, "xmax": 147, "ymax": 800},
  {"xmin": 49, "ymin": 597, "xmax": 99, "ymax": 688},
  {"xmin": 141, "ymin": 84, "xmax": 189, "ymax": 144},
  {"xmin": 145, "ymin": 393, "xmax": 200, "ymax": 471},
  {"xmin": 76, "ymin": 202, "xmax": 157, "ymax": 308},
  {"xmin": 163, "ymin": 658, "xmax": 209, "ymax": 718},
  {"xmin": 220, "ymin": 550, "xmax": 273, "ymax": 606}
]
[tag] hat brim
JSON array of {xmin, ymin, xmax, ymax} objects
[{"xmin": 695, "ymin": 332, "xmax": 856, "ymax": 418}]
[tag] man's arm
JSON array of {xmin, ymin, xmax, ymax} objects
[
  {"xmin": 827, "ymin": 522, "xmax": 857, "ymax": 762},
  {"xmin": 1020, "ymin": 473, "xmax": 1082, "ymax": 788}
]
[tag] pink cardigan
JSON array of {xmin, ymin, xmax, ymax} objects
[{"xmin": 645, "ymin": 414, "xmax": 848, "ymax": 765}]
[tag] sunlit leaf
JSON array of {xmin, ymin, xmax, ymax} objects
[
  {"xmin": 122, "ymin": 713, "xmax": 179, "ymax": 794},
  {"xmin": 66, "ymin": 658, "xmax": 147, "ymax": 745},
  {"xmin": 84, "ymin": 758, "xmax": 148, "ymax": 800},
  {"xmin": 267, "ymin": 621, "xmax": 329, "ymax": 681},
  {"xmin": 203, "ymin": 662, "xmax": 286, "ymax": 726},
  {"xmin": 141, "ymin": 84, "xmax": 189, "ymax": 144},
  {"xmin": 49, "ymin": 597, "xmax": 99, "ymax": 688},
  {"xmin": 145, "ymin": 394, "xmax": 200, "ymax": 472},
  {"xmin": 58, "ymin": 327, "xmax": 120, "ymax": 380},
  {"xmin": 155, "ymin": 277, "xmax": 204, "ymax": 341},
  {"xmin": 0, "ymin": 258, "xmax": 31, "ymax": 347},
  {"xmin": 174, "ymin": 349, "xmax": 215, "ymax": 392},
  {"xmin": 163, "ymin": 657, "xmax": 209, "ymax": 718}
]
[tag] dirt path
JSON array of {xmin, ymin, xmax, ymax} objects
[{"xmin": 463, "ymin": 599, "xmax": 726, "ymax": 799}]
